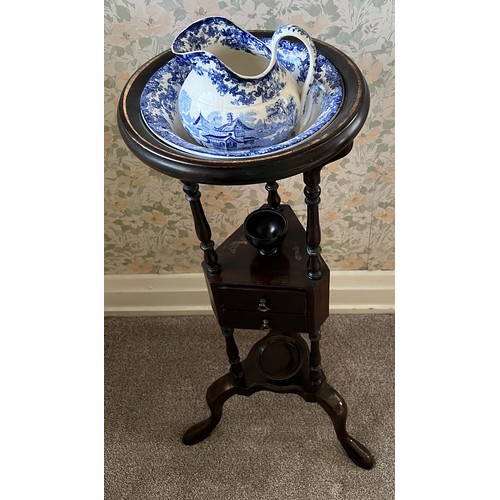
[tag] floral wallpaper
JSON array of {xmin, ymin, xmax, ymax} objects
[{"xmin": 104, "ymin": 0, "xmax": 394, "ymax": 274}]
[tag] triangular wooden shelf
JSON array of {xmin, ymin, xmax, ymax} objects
[{"xmin": 203, "ymin": 205, "xmax": 330, "ymax": 335}]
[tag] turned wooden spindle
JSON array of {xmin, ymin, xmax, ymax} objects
[
  {"xmin": 221, "ymin": 327, "xmax": 244, "ymax": 381},
  {"xmin": 303, "ymin": 167, "xmax": 323, "ymax": 280},
  {"xmin": 309, "ymin": 330, "xmax": 322, "ymax": 386},
  {"xmin": 182, "ymin": 182, "xmax": 220, "ymax": 275},
  {"xmin": 265, "ymin": 181, "xmax": 281, "ymax": 209}
]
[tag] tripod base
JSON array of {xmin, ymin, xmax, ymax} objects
[{"xmin": 182, "ymin": 330, "xmax": 374, "ymax": 470}]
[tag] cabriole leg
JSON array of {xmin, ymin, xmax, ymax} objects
[
  {"xmin": 316, "ymin": 383, "xmax": 375, "ymax": 469},
  {"xmin": 182, "ymin": 374, "xmax": 237, "ymax": 445}
]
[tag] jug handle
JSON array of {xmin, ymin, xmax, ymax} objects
[{"xmin": 267, "ymin": 25, "xmax": 317, "ymax": 118}]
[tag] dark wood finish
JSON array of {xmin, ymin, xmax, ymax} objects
[
  {"xmin": 182, "ymin": 329, "xmax": 374, "ymax": 470},
  {"xmin": 182, "ymin": 182, "xmax": 220, "ymax": 275},
  {"xmin": 217, "ymin": 287, "xmax": 306, "ymax": 313},
  {"xmin": 309, "ymin": 330, "xmax": 322, "ymax": 387},
  {"xmin": 304, "ymin": 166, "xmax": 323, "ymax": 280},
  {"xmin": 117, "ymin": 33, "xmax": 374, "ymax": 469},
  {"xmin": 204, "ymin": 205, "xmax": 330, "ymax": 335},
  {"xmin": 221, "ymin": 327, "xmax": 244, "ymax": 381},
  {"xmin": 265, "ymin": 181, "xmax": 281, "ymax": 209},
  {"xmin": 316, "ymin": 383, "xmax": 374, "ymax": 470},
  {"xmin": 191, "ymin": 204, "xmax": 373, "ymax": 468}
]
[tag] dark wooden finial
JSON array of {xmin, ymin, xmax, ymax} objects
[{"xmin": 265, "ymin": 181, "xmax": 281, "ymax": 209}]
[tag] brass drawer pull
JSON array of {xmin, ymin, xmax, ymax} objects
[
  {"xmin": 258, "ymin": 298, "xmax": 270, "ymax": 313},
  {"xmin": 260, "ymin": 319, "xmax": 271, "ymax": 333}
]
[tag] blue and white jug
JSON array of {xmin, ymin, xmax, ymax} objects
[{"xmin": 172, "ymin": 16, "xmax": 317, "ymax": 151}]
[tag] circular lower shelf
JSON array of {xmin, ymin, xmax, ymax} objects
[{"xmin": 256, "ymin": 335, "xmax": 303, "ymax": 381}]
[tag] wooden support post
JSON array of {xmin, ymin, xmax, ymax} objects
[
  {"xmin": 182, "ymin": 181, "xmax": 220, "ymax": 275},
  {"xmin": 303, "ymin": 167, "xmax": 323, "ymax": 280}
]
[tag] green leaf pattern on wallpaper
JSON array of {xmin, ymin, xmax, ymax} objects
[{"xmin": 104, "ymin": 0, "xmax": 394, "ymax": 274}]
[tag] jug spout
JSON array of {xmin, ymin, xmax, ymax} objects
[{"xmin": 172, "ymin": 16, "xmax": 272, "ymax": 79}]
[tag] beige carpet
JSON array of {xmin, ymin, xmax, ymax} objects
[{"xmin": 105, "ymin": 314, "xmax": 394, "ymax": 499}]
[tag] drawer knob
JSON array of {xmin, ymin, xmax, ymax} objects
[
  {"xmin": 260, "ymin": 319, "xmax": 271, "ymax": 333},
  {"xmin": 258, "ymin": 298, "xmax": 270, "ymax": 313}
]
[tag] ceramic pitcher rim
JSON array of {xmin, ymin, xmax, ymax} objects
[{"xmin": 171, "ymin": 16, "xmax": 275, "ymax": 81}]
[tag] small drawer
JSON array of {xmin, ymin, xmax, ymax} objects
[
  {"xmin": 219, "ymin": 310, "xmax": 308, "ymax": 332},
  {"xmin": 218, "ymin": 286, "xmax": 307, "ymax": 314}
]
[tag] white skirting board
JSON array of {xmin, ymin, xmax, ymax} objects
[{"xmin": 104, "ymin": 271, "xmax": 394, "ymax": 315}]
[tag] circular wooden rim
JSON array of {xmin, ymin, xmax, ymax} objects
[{"xmin": 117, "ymin": 31, "xmax": 369, "ymax": 185}]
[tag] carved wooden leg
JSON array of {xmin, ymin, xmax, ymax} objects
[
  {"xmin": 316, "ymin": 382, "xmax": 374, "ymax": 469},
  {"xmin": 266, "ymin": 181, "xmax": 281, "ymax": 209},
  {"xmin": 182, "ymin": 373, "xmax": 238, "ymax": 445},
  {"xmin": 221, "ymin": 327, "xmax": 244, "ymax": 382},
  {"xmin": 182, "ymin": 181, "xmax": 220, "ymax": 275},
  {"xmin": 308, "ymin": 330, "xmax": 323, "ymax": 387},
  {"xmin": 303, "ymin": 167, "xmax": 323, "ymax": 280}
]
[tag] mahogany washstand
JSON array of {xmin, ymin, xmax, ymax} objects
[{"xmin": 117, "ymin": 32, "xmax": 374, "ymax": 469}]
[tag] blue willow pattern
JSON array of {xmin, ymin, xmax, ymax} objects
[
  {"xmin": 104, "ymin": 0, "xmax": 395, "ymax": 273},
  {"xmin": 172, "ymin": 17, "xmax": 318, "ymax": 150},
  {"xmin": 140, "ymin": 39, "xmax": 343, "ymax": 158}
]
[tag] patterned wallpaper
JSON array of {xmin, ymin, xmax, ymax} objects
[{"xmin": 104, "ymin": 0, "xmax": 394, "ymax": 274}]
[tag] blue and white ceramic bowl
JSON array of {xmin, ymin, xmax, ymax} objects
[{"xmin": 140, "ymin": 39, "xmax": 344, "ymax": 159}]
